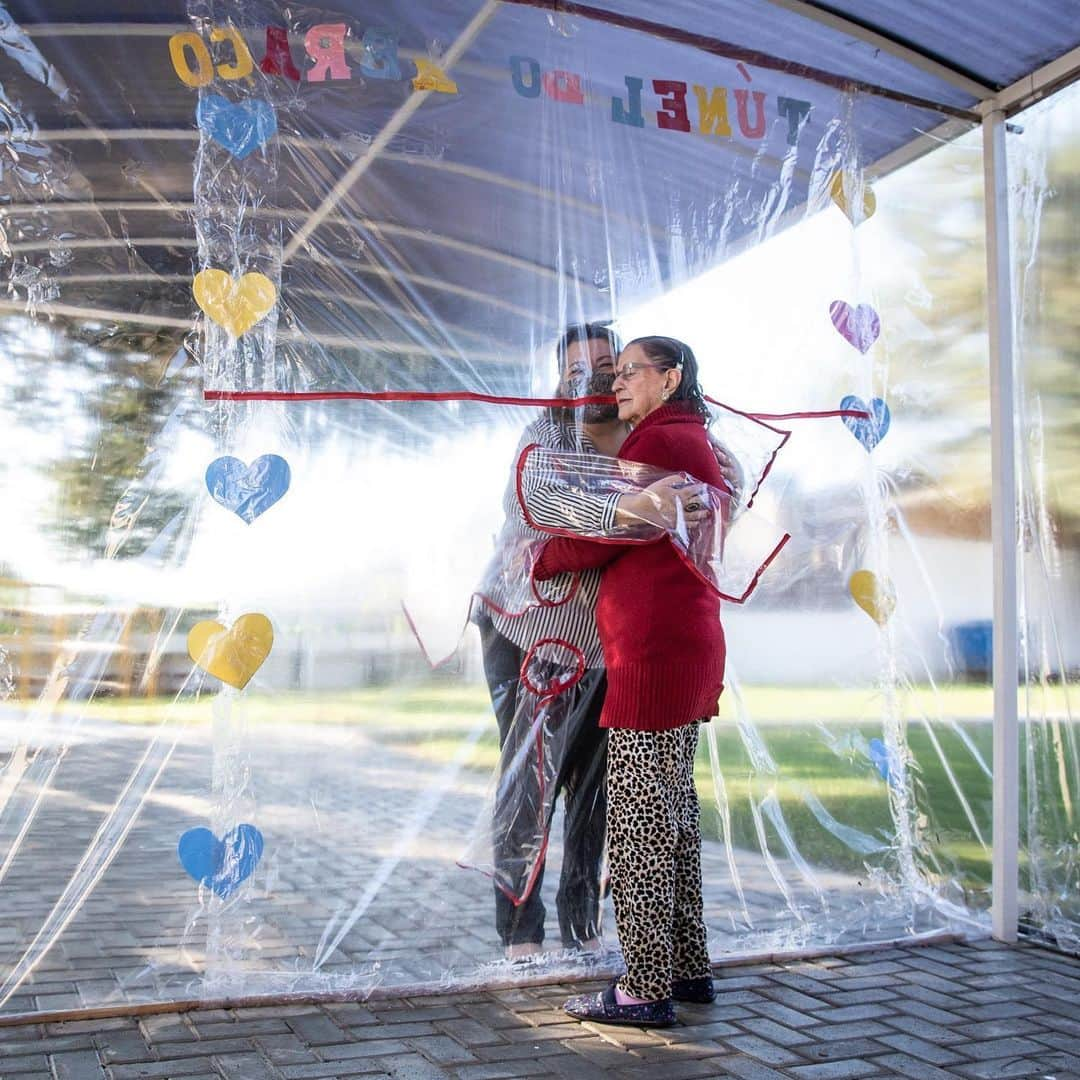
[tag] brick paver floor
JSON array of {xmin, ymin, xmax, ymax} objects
[
  {"xmin": 1, "ymin": 939, "xmax": 1078, "ymax": 1078},
  {"xmin": 1, "ymin": 717, "xmax": 964, "ymax": 1015}
]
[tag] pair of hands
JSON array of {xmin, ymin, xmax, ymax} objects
[
  {"xmin": 615, "ymin": 475, "xmax": 712, "ymax": 531},
  {"xmin": 634, "ymin": 475, "xmax": 710, "ymax": 529},
  {"xmin": 615, "ymin": 443, "xmax": 742, "ymax": 532}
]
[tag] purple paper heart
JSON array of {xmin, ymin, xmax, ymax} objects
[{"xmin": 830, "ymin": 300, "xmax": 880, "ymax": 354}]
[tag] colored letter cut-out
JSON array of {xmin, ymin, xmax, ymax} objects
[
  {"xmin": 612, "ymin": 76, "xmax": 645, "ymax": 127},
  {"xmin": 206, "ymin": 454, "xmax": 291, "ymax": 523},
  {"xmin": 543, "ymin": 70, "xmax": 584, "ymax": 104},
  {"xmin": 178, "ymin": 824, "xmax": 264, "ymax": 898},
  {"xmin": 304, "ymin": 23, "xmax": 351, "ymax": 82},
  {"xmin": 412, "ymin": 57, "xmax": 458, "ymax": 93},
  {"xmin": 654, "ymin": 80, "xmax": 691, "ymax": 132},
  {"xmin": 841, "ymin": 395, "xmax": 890, "ymax": 452},
  {"xmin": 170, "ymin": 31, "xmax": 214, "ymax": 88},
  {"xmin": 188, "ymin": 613, "xmax": 274, "ymax": 689},
  {"xmin": 210, "ymin": 27, "xmax": 253, "ymax": 80},
  {"xmin": 693, "ymin": 85, "xmax": 731, "ymax": 136},
  {"xmin": 193, "ymin": 269, "xmax": 277, "ymax": 338},
  {"xmin": 197, "ymin": 95, "xmax": 277, "ymax": 160},
  {"xmin": 734, "ymin": 89, "xmax": 766, "ymax": 138},
  {"xmin": 360, "ymin": 29, "xmax": 401, "ymax": 80},
  {"xmin": 510, "ymin": 55, "xmax": 541, "ymax": 98},
  {"xmin": 261, "ymin": 26, "xmax": 301, "ymax": 80},
  {"xmin": 777, "ymin": 96, "xmax": 812, "ymax": 145}
]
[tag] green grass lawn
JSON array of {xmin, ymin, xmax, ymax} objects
[{"xmin": 55, "ymin": 679, "xmax": 1079, "ymax": 904}]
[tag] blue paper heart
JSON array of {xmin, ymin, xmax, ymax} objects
[
  {"xmin": 841, "ymin": 395, "xmax": 891, "ymax": 452},
  {"xmin": 206, "ymin": 454, "xmax": 290, "ymax": 524},
  {"xmin": 197, "ymin": 94, "xmax": 277, "ymax": 160},
  {"xmin": 178, "ymin": 824, "xmax": 264, "ymax": 899},
  {"xmin": 868, "ymin": 738, "xmax": 892, "ymax": 783}
]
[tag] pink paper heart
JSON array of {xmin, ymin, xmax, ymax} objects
[{"xmin": 830, "ymin": 301, "xmax": 880, "ymax": 354}]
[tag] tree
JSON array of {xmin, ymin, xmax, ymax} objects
[{"xmin": 1, "ymin": 308, "xmax": 199, "ymax": 564}]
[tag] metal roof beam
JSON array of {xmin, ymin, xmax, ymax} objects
[
  {"xmin": 6, "ymin": 200, "xmax": 569, "ymax": 284},
  {"xmin": 759, "ymin": 0, "xmax": 994, "ymax": 99},
  {"xmin": 22, "ymin": 130, "xmax": 669, "ymax": 240},
  {"xmin": 982, "ymin": 42, "xmax": 1080, "ymax": 116},
  {"xmin": 3, "ymin": 237, "xmax": 548, "ymax": 323},
  {"xmin": 46, "ymin": 272, "xmax": 507, "ymax": 347},
  {"xmin": 0, "ymin": 298, "xmax": 512, "ymax": 362},
  {"xmin": 864, "ymin": 42, "xmax": 1080, "ymax": 181}
]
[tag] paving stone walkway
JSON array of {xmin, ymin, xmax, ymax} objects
[
  {"xmin": 1, "ymin": 717, "xmax": 962, "ymax": 1015},
  {"xmin": 1, "ymin": 939, "xmax": 1078, "ymax": 1079}
]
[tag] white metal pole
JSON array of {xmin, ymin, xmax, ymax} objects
[{"xmin": 983, "ymin": 108, "xmax": 1020, "ymax": 943}]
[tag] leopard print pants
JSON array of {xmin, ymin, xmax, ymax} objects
[{"xmin": 607, "ymin": 722, "xmax": 711, "ymax": 1001}]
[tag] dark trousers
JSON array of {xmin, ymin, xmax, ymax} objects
[{"xmin": 479, "ymin": 618, "xmax": 608, "ymax": 948}]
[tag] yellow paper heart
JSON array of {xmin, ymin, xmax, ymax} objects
[
  {"xmin": 849, "ymin": 570, "xmax": 895, "ymax": 626},
  {"xmin": 193, "ymin": 269, "xmax": 277, "ymax": 338},
  {"xmin": 829, "ymin": 170, "xmax": 876, "ymax": 225},
  {"xmin": 188, "ymin": 613, "xmax": 273, "ymax": 689}
]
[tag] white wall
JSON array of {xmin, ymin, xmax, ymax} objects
[{"xmin": 726, "ymin": 534, "xmax": 1080, "ymax": 685}]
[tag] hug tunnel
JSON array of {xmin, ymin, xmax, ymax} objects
[{"xmin": 0, "ymin": 0, "xmax": 1078, "ymax": 1017}]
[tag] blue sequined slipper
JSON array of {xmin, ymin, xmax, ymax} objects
[{"xmin": 563, "ymin": 982, "xmax": 677, "ymax": 1028}]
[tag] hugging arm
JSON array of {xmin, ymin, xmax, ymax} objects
[
  {"xmin": 517, "ymin": 444, "xmax": 709, "ymax": 538},
  {"xmin": 709, "ymin": 436, "xmax": 743, "ymax": 504},
  {"xmin": 533, "ymin": 535, "xmax": 625, "ymax": 581},
  {"xmin": 514, "ymin": 443, "xmax": 622, "ymax": 535}
]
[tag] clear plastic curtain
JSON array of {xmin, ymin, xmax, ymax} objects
[
  {"xmin": 1009, "ymin": 84, "xmax": 1080, "ymax": 955},
  {"xmin": 0, "ymin": 0, "xmax": 1023, "ymax": 1017}
]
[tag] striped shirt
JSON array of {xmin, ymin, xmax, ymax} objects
[{"xmin": 484, "ymin": 415, "xmax": 619, "ymax": 669}]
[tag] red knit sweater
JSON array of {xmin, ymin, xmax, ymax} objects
[{"xmin": 533, "ymin": 403, "xmax": 726, "ymax": 731}]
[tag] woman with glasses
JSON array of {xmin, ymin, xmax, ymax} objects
[{"xmin": 532, "ymin": 336, "xmax": 726, "ymax": 1028}]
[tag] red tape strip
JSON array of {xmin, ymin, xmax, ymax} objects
[{"xmin": 202, "ymin": 388, "xmax": 870, "ymax": 421}]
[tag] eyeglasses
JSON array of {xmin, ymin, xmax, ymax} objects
[
  {"xmin": 612, "ymin": 361, "xmax": 665, "ymax": 383},
  {"xmin": 565, "ymin": 351, "xmax": 615, "ymax": 382}
]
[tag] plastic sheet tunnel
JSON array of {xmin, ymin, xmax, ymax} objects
[{"xmin": 0, "ymin": 0, "xmax": 1079, "ymax": 1020}]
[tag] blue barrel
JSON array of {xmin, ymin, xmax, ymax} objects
[{"xmin": 949, "ymin": 620, "xmax": 993, "ymax": 679}]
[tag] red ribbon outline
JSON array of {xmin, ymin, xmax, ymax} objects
[{"xmin": 202, "ymin": 386, "xmax": 871, "ymax": 424}]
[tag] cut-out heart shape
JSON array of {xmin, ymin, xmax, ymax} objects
[
  {"xmin": 849, "ymin": 569, "xmax": 896, "ymax": 626},
  {"xmin": 197, "ymin": 94, "xmax": 277, "ymax": 160},
  {"xmin": 206, "ymin": 455, "xmax": 290, "ymax": 524},
  {"xmin": 178, "ymin": 824, "xmax": 264, "ymax": 898},
  {"xmin": 193, "ymin": 269, "xmax": 276, "ymax": 338},
  {"xmin": 830, "ymin": 300, "xmax": 880, "ymax": 354},
  {"xmin": 188, "ymin": 613, "xmax": 273, "ymax": 689},
  {"xmin": 829, "ymin": 170, "xmax": 876, "ymax": 225},
  {"xmin": 841, "ymin": 395, "xmax": 890, "ymax": 451},
  {"xmin": 867, "ymin": 738, "xmax": 894, "ymax": 783}
]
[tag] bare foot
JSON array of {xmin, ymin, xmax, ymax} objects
[{"xmin": 506, "ymin": 942, "xmax": 542, "ymax": 960}]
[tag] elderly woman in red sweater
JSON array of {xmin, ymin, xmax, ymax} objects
[{"xmin": 532, "ymin": 336, "xmax": 725, "ymax": 1028}]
